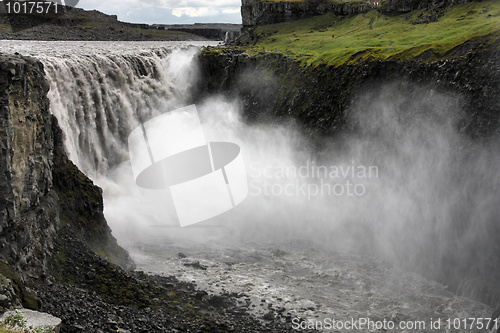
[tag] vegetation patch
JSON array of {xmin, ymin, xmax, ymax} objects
[
  {"xmin": 243, "ymin": 0, "xmax": 500, "ymax": 66},
  {"xmin": 0, "ymin": 262, "xmax": 39, "ymax": 310},
  {"xmin": 1, "ymin": 310, "xmax": 54, "ymax": 333}
]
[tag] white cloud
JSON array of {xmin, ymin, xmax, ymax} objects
[
  {"xmin": 172, "ymin": 7, "xmax": 220, "ymax": 18},
  {"xmin": 150, "ymin": 0, "xmax": 239, "ymax": 8},
  {"xmin": 222, "ymin": 8, "xmax": 240, "ymax": 14},
  {"xmin": 77, "ymin": 0, "xmax": 242, "ymax": 24}
]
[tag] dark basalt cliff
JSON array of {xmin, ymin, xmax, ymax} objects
[
  {"xmin": 0, "ymin": 54, "xmax": 133, "ymax": 312},
  {"xmin": 199, "ymin": 35, "xmax": 500, "ymax": 139},
  {"xmin": 241, "ymin": 0, "xmax": 485, "ymax": 31},
  {"xmin": 378, "ymin": 0, "xmax": 485, "ymax": 14},
  {"xmin": 0, "ymin": 54, "xmax": 56, "ymax": 276},
  {"xmin": 241, "ymin": 0, "xmax": 373, "ymax": 31}
]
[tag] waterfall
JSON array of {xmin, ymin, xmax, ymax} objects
[
  {"xmin": 35, "ymin": 41, "xmax": 500, "ymax": 308},
  {"xmin": 42, "ymin": 46, "xmax": 200, "ymax": 178},
  {"xmin": 38, "ymin": 43, "xmax": 209, "ymax": 241}
]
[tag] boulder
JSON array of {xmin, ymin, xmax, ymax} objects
[{"xmin": 1, "ymin": 309, "xmax": 62, "ymax": 333}]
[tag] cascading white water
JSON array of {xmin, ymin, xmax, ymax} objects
[
  {"xmin": 14, "ymin": 41, "xmax": 214, "ymax": 242},
  {"xmin": 42, "ymin": 45, "xmax": 201, "ymax": 177}
]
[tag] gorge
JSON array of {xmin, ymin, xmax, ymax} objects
[{"xmin": 0, "ymin": 0, "xmax": 499, "ymax": 331}]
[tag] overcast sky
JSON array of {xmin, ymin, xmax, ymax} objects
[{"xmin": 76, "ymin": 0, "xmax": 242, "ymax": 25}]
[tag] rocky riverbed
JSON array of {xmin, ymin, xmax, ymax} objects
[{"xmin": 129, "ymin": 227, "xmax": 495, "ymax": 333}]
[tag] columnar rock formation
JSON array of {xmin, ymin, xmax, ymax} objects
[
  {"xmin": 241, "ymin": 0, "xmax": 373, "ymax": 31},
  {"xmin": 0, "ymin": 54, "xmax": 58, "ymax": 277}
]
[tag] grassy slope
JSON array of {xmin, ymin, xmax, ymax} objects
[{"xmin": 248, "ymin": 0, "xmax": 500, "ymax": 66}]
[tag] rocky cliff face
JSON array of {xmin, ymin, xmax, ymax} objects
[
  {"xmin": 241, "ymin": 0, "xmax": 484, "ymax": 30},
  {"xmin": 199, "ymin": 35, "xmax": 499, "ymax": 138},
  {"xmin": 0, "ymin": 54, "xmax": 133, "ymax": 312},
  {"xmin": 0, "ymin": 54, "xmax": 58, "ymax": 277},
  {"xmin": 241, "ymin": 0, "xmax": 373, "ymax": 31}
]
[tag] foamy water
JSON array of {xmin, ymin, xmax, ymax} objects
[
  {"xmin": 131, "ymin": 230, "xmax": 493, "ymax": 332},
  {"xmin": 0, "ymin": 40, "xmax": 218, "ymax": 57}
]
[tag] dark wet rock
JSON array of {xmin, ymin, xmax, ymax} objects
[
  {"xmin": 177, "ymin": 252, "xmax": 187, "ymax": 259},
  {"xmin": 36, "ymin": 279, "xmax": 295, "ymax": 332},
  {"xmin": 0, "ymin": 53, "xmax": 56, "ymax": 278},
  {"xmin": 194, "ymin": 290, "xmax": 209, "ymax": 300},
  {"xmin": 263, "ymin": 311, "xmax": 275, "ymax": 321},
  {"xmin": 0, "ymin": 53, "xmax": 133, "ymax": 284},
  {"xmin": 0, "ymin": 272, "xmax": 20, "ymax": 311},
  {"xmin": 198, "ymin": 36, "xmax": 500, "ymax": 139},
  {"xmin": 183, "ymin": 261, "xmax": 208, "ymax": 270}
]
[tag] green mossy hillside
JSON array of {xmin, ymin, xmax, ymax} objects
[{"xmin": 244, "ymin": 0, "xmax": 500, "ymax": 66}]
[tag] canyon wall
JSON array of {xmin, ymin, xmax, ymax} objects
[
  {"xmin": 241, "ymin": 0, "xmax": 373, "ymax": 31},
  {"xmin": 241, "ymin": 0, "xmax": 485, "ymax": 31},
  {"xmin": 199, "ymin": 35, "xmax": 499, "ymax": 138},
  {"xmin": 0, "ymin": 54, "xmax": 58, "ymax": 276},
  {"xmin": 0, "ymin": 54, "xmax": 133, "ymax": 311}
]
